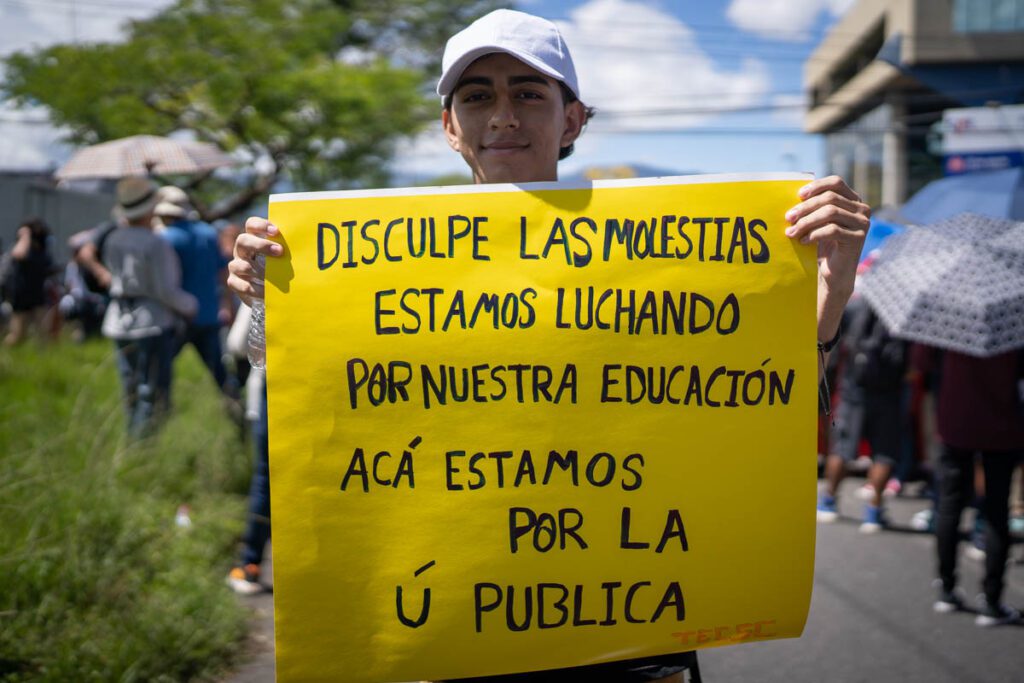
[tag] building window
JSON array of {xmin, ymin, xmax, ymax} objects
[
  {"xmin": 825, "ymin": 105, "xmax": 892, "ymax": 207},
  {"xmin": 823, "ymin": 20, "xmax": 886, "ymax": 102},
  {"xmin": 953, "ymin": 0, "xmax": 1024, "ymax": 31}
]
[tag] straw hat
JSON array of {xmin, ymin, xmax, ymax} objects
[{"xmin": 113, "ymin": 177, "xmax": 160, "ymax": 222}]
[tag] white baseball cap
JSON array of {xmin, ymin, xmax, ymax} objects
[
  {"xmin": 436, "ymin": 9, "xmax": 580, "ymax": 100},
  {"xmin": 154, "ymin": 185, "xmax": 192, "ymax": 218}
]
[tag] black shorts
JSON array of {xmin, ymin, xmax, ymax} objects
[
  {"xmin": 830, "ymin": 394, "xmax": 901, "ymax": 467},
  {"xmin": 449, "ymin": 652, "xmax": 696, "ymax": 682}
]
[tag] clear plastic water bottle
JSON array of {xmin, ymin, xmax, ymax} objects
[
  {"xmin": 247, "ymin": 253, "xmax": 266, "ymax": 370},
  {"xmin": 175, "ymin": 504, "xmax": 192, "ymax": 529}
]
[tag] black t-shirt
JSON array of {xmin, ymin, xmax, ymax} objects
[{"xmin": 6, "ymin": 245, "xmax": 52, "ymax": 311}]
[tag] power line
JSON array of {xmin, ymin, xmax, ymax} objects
[
  {"xmin": 2, "ymin": 0, "xmax": 1021, "ymax": 48},
  {"xmin": 1, "ymin": 0, "xmax": 1020, "ymax": 76},
  {"xmin": 3, "ymin": 109, "xmax": 1022, "ymax": 137},
  {"xmin": 590, "ymin": 84, "xmax": 1024, "ymax": 118},
  {"xmin": 586, "ymin": 125, "xmax": 1024, "ymax": 136},
  {"xmin": 2, "ymin": 83, "xmax": 1020, "ymax": 126},
  {"xmin": 555, "ymin": 35, "xmax": 1024, "ymax": 64},
  {"xmin": 551, "ymin": 14, "xmax": 1024, "ymax": 43}
]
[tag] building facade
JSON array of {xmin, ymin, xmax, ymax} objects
[{"xmin": 804, "ymin": 0, "xmax": 1024, "ymax": 207}]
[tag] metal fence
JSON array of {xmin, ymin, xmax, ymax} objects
[{"xmin": 0, "ymin": 173, "xmax": 115, "ymax": 263}]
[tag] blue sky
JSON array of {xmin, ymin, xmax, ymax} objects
[
  {"xmin": 400, "ymin": 0, "xmax": 855, "ymax": 181},
  {"xmin": 0, "ymin": 0, "xmax": 854, "ymax": 181}
]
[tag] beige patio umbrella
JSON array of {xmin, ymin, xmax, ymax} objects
[{"xmin": 55, "ymin": 134, "xmax": 235, "ymax": 179}]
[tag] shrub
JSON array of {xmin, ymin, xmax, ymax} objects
[{"xmin": 1, "ymin": 339, "xmax": 251, "ymax": 682}]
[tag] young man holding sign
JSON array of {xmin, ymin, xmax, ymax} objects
[{"xmin": 228, "ymin": 9, "xmax": 869, "ymax": 682}]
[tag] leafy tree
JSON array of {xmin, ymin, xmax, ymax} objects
[
  {"xmin": 418, "ymin": 172, "xmax": 474, "ymax": 186},
  {"xmin": 2, "ymin": 0, "xmax": 503, "ymax": 220}
]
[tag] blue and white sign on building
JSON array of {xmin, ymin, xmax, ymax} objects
[{"xmin": 942, "ymin": 104, "xmax": 1024, "ymax": 175}]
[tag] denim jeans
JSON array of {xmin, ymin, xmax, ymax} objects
[
  {"xmin": 115, "ymin": 331, "xmax": 173, "ymax": 438},
  {"xmin": 241, "ymin": 388, "xmax": 270, "ymax": 566},
  {"xmin": 173, "ymin": 323, "xmax": 228, "ymax": 394}
]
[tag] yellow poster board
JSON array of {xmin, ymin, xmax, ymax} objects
[{"xmin": 266, "ymin": 173, "xmax": 817, "ymax": 683}]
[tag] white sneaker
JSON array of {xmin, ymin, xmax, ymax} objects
[
  {"xmin": 910, "ymin": 509, "xmax": 933, "ymax": 532},
  {"xmin": 975, "ymin": 603, "xmax": 1022, "ymax": 627},
  {"xmin": 816, "ymin": 496, "xmax": 839, "ymax": 523},
  {"xmin": 933, "ymin": 593, "xmax": 965, "ymax": 613},
  {"xmin": 226, "ymin": 564, "xmax": 264, "ymax": 595},
  {"xmin": 964, "ymin": 544, "xmax": 986, "ymax": 561},
  {"xmin": 858, "ymin": 505, "xmax": 886, "ymax": 534},
  {"xmin": 931, "ymin": 580, "xmax": 965, "ymax": 613}
]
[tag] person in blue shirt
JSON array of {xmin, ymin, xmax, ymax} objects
[{"xmin": 155, "ymin": 185, "xmax": 236, "ymax": 402}]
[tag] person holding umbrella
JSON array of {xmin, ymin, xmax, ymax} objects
[
  {"xmin": 224, "ymin": 9, "xmax": 871, "ymax": 680},
  {"xmin": 860, "ymin": 216, "xmax": 1024, "ymax": 626},
  {"xmin": 913, "ymin": 345, "xmax": 1024, "ymax": 626}
]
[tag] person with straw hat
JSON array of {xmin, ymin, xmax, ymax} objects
[{"xmin": 102, "ymin": 177, "xmax": 197, "ymax": 438}]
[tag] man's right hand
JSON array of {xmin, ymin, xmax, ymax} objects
[{"xmin": 227, "ymin": 217, "xmax": 283, "ymax": 306}]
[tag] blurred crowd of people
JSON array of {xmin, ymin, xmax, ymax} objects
[
  {"xmin": 816, "ymin": 292, "xmax": 1024, "ymax": 626},
  {"xmin": 0, "ymin": 178, "xmax": 269, "ymax": 595},
  {"xmin": 1, "ymin": 179, "xmax": 252, "ymax": 434}
]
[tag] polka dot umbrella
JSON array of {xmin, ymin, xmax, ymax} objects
[
  {"xmin": 859, "ymin": 215, "xmax": 1024, "ymax": 358},
  {"xmin": 927, "ymin": 213, "xmax": 1024, "ymax": 258}
]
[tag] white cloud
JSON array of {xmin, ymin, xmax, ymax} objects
[
  {"xmin": 558, "ymin": 0, "xmax": 771, "ymax": 131},
  {"xmin": 391, "ymin": 122, "xmax": 471, "ymax": 185},
  {"xmin": 0, "ymin": 0, "xmax": 172, "ymax": 170},
  {"xmin": 0, "ymin": 102, "xmax": 73, "ymax": 170},
  {"xmin": 0, "ymin": 0, "xmax": 171, "ymax": 57},
  {"xmin": 0, "ymin": 3, "xmax": 64, "ymax": 57},
  {"xmin": 726, "ymin": 0, "xmax": 855, "ymax": 42},
  {"xmin": 827, "ymin": 0, "xmax": 859, "ymax": 16}
]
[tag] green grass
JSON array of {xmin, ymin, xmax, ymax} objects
[{"xmin": 0, "ymin": 338, "xmax": 253, "ymax": 682}]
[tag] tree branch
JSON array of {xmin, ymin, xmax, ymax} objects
[{"xmin": 202, "ymin": 171, "xmax": 279, "ymax": 222}]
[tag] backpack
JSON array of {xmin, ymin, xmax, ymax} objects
[
  {"xmin": 847, "ymin": 302, "xmax": 906, "ymax": 392},
  {"xmin": 81, "ymin": 220, "xmax": 117, "ymax": 294},
  {"xmin": 93, "ymin": 220, "xmax": 117, "ymax": 264}
]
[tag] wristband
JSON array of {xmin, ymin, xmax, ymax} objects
[
  {"xmin": 816, "ymin": 326, "xmax": 840, "ymax": 422},
  {"xmin": 817, "ymin": 326, "xmax": 841, "ymax": 354}
]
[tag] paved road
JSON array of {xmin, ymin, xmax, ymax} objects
[
  {"xmin": 224, "ymin": 549, "xmax": 275, "ymax": 683},
  {"xmin": 700, "ymin": 479, "xmax": 1024, "ymax": 683},
  {"xmin": 223, "ymin": 477, "xmax": 1024, "ymax": 682}
]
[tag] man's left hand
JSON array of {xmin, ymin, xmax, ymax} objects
[{"xmin": 784, "ymin": 175, "xmax": 870, "ymax": 299}]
